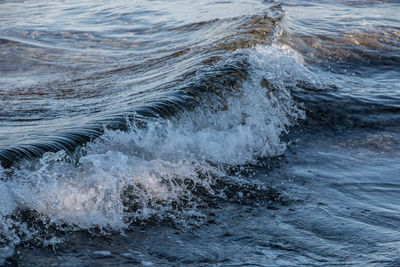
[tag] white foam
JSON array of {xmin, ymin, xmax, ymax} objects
[
  {"xmin": 0, "ymin": 181, "xmax": 16, "ymax": 216},
  {"xmin": 0, "ymin": 44, "xmax": 320, "ymax": 252}
]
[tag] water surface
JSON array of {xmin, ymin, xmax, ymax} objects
[{"xmin": 1, "ymin": 0, "xmax": 400, "ymax": 265}]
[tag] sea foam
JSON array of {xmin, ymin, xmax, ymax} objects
[{"xmin": 0, "ymin": 44, "xmax": 320, "ymax": 259}]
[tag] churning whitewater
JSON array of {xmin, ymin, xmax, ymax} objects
[
  {"xmin": 0, "ymin": 44, "xmax": 322, "ymax": 259},
  {"xmin": 2, "ymin": 0, "xmax": 399, "ymax": 265}
]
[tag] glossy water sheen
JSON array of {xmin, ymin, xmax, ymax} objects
[
  {"xmin": 0, "ymin": 0, "xmax": 273, "ymax": 150},
  {"xmin": 1, "ymin": 0, "xmax": 400, "ymax": 266}
]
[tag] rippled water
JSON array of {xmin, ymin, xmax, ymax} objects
[{"xmin": 1, "ymin": 0, "xmax": 399, "ymax": 265}]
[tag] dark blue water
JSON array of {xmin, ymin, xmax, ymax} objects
[{"xmin": 1, "ymin": 0, "xmax": 399, "ymax": 265}]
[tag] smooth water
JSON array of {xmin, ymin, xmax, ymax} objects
[{"xmin": 1, "ymin": 0, "xmax": 399, "ymax": 266}]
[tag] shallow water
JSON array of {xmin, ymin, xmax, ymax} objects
[{"xmin": 1, "ymin": 0, "xmax": 400, "ymax": 266}]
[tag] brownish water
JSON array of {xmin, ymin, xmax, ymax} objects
[{"xmin": 1, "ymin": 0, "xmax": 399, "ymax": 265}]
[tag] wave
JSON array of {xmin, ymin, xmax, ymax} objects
[
  {"xmin": 3, "ymin": 1, "xmax": 399, "ymax": 262},
  {"xmin": 0, "ymin": 43, "xmax": 320, "ymax": 259},
  {"xmin": 0, "ymin": 10, "xmax": 283, "ymax": 168}
]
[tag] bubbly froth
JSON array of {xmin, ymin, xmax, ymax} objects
[{"xmin": 0, "ymin": 44, "xmax": 320, "ymax": 260}]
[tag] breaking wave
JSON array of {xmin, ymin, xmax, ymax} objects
[{"xmin": 0, "ymin": 44, "xmax": 322, "ymax": 260}]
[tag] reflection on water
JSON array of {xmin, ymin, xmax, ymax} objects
[
  {"xmin": 281, "ymin": 0, "xmax": 400, "ymax": 72},
  {"xmin": 0, "ymin": 0, "xmax": 279, "ymax": 156},
  {"xmin": 1, "ymin": 0, "xmax": 400, "ymax": 265}
]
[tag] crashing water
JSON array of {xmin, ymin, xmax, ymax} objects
[
  {"xmin": 1, "ymin": 0, "xmax": 400, "ymax": 265},
  {"xmin": 1, "ymin": 44, "xmax": 317, "ymax": 259}
]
